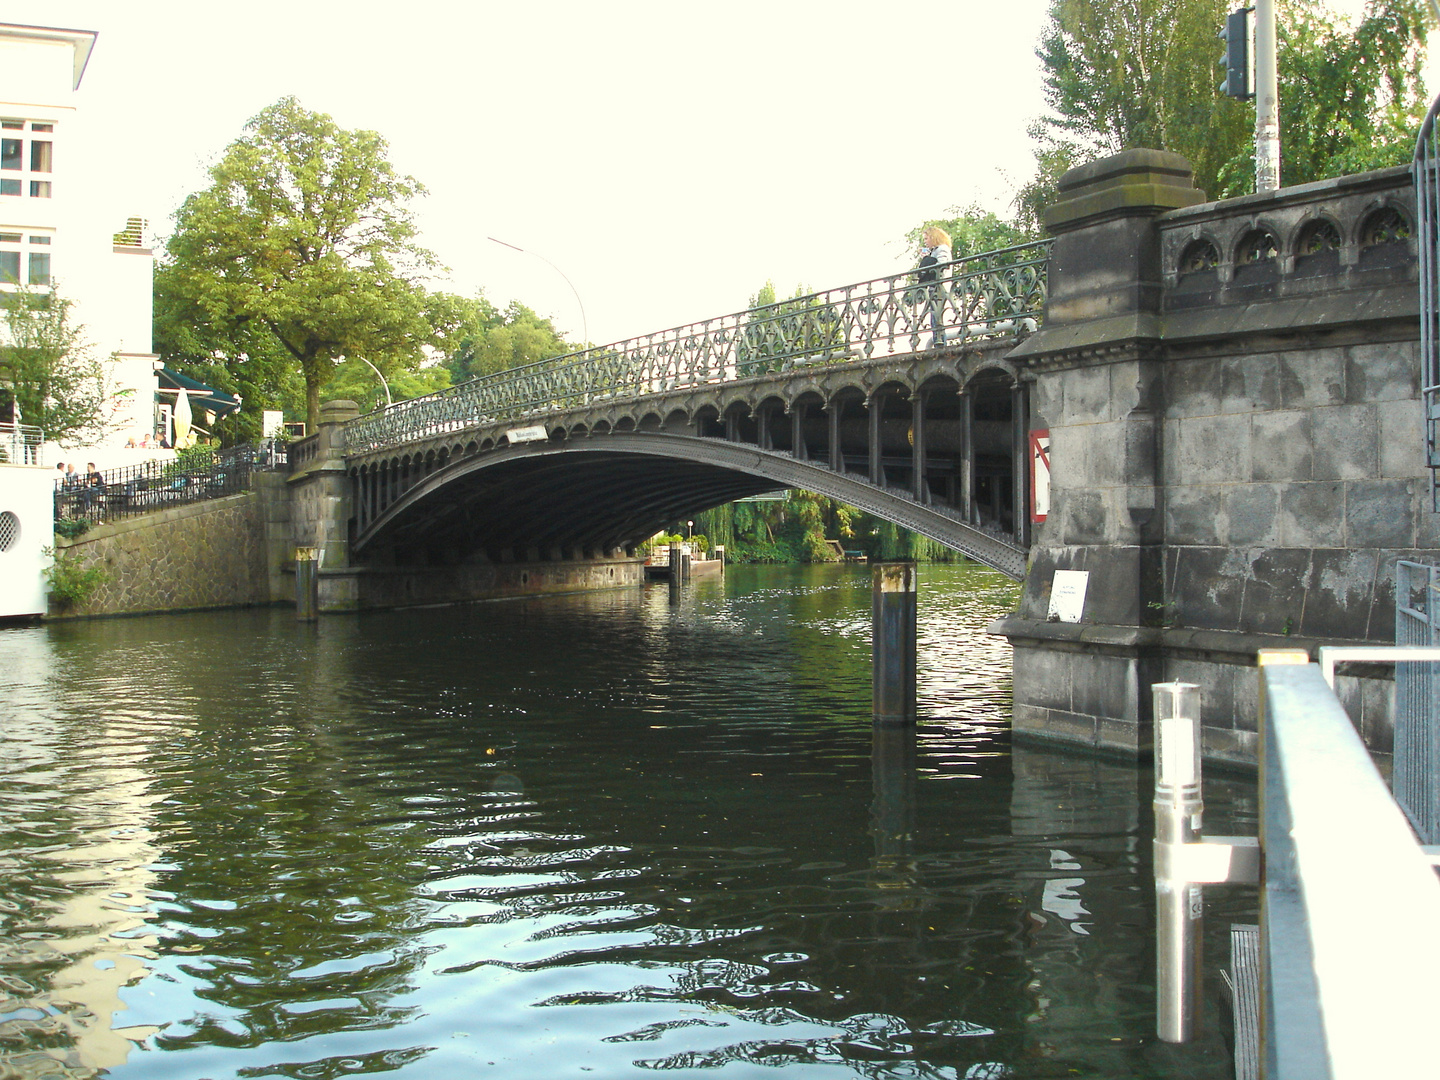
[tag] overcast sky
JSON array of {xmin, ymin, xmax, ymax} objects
[{"xmin": 12, "ymin": 0, "xmax": 1419, "ymax": 349}]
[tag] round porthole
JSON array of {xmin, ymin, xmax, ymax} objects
[{"xmin": 0, "ymin": 511, "xmax": 19, "ymax": 552}]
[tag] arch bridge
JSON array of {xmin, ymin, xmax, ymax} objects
[{"xmin": 323, "ymin": 242, "xmax": 1050, "ymax": 581}]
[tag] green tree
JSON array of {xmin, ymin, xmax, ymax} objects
[
  {"xmin": 904, "ymin": 206, "xmax": 1039, "ymax": 258},
  {"xmin": 0, "ymin": 287, "xmax": 110, "ymax": 445},
  {"xmin": 436, "ymin": 297, "xmax": 572, "ymax": 383},
  {"xmin": 1024, "ymin": 0, "xmax": 1427, "ymax": 208},
  {"xmin": 737, "ymin": 281, "xmax": 844, "ymax": 375},
  {"xmin": 158, "ymin": 96, "xmax": 438, "ymax": 432}
]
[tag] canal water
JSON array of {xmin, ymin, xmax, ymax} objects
[{"xmin": 0, "ymin": 563, "xmax": 1257, "ymax": 1079}]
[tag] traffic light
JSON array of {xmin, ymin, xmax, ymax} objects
[{"xmin": 1219, "ymin": 8, "xmax": 1250, "ymax": 99}]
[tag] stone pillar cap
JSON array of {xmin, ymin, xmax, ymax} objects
[
  {"xmin": 1044, "ymin": 148, "xmax": 1207, "ymax": 233},
  {"xmin": 318, "ymin": 400, "xmax": 361, "ymax": 424}
]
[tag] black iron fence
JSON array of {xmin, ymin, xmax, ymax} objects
[{"xmin": 53, "ymin": 441, "xmax": 289, "ymax": 525}]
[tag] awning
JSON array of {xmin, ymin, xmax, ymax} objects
[{"xmin": 156, "ymin": 367, "xmax": 242, "ymax": 419}]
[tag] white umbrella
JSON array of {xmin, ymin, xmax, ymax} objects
[{"xmin": 173, "ymin": 388, "xmax": 192, "ymax": 448}]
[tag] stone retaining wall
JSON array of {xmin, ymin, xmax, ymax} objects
[{"xmin": 52, "ymin": 490, "xmax": 276, "ymax": 617}]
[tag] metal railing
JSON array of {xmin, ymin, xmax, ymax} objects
[
  {"xmin": 346, "ymin": 241, "xmax": 1051, "ymax": 455},
  {"xmin": 53, "ymin": 441, "xmax": 288, "ymax": 524},
  {"xmin": 0, "ymin": 422, "xmax": 43, "ymax": 465},
  {"xmin": 1395, "ymin": 560, "xmax": 1440, "ymax": 842}
]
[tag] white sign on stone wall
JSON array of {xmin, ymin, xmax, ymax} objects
[
  {"xmin": 506, "ymin": 425, "xmax": 548, "ymax": 444},
  {"xmin": 1048, "ymin": 570, "xmax": 1089, "ymax": 623}
]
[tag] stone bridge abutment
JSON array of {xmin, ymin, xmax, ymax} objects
[{"xmin": 995, "ymin": 149, "xmax": 1426, "ymax": 765}]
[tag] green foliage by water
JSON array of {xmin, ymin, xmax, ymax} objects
[
  {"xmin": 694, "ymin": 492, "xmax": 966, "ymax": 564},
  {"xmin": 43, "ymin": 546, "xmax": 109, "ymax": 609}
]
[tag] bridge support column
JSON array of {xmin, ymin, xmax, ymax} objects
[
  {"xmin": 868, "ymin": 392, "xmax": 883, "ymax": 487},
  {"xmin": 287, "ymin": 399, "xmax": 362, "ymax": 613},
  {"xmin": 996, "ymin": 149, "xmax": 1205, "ymax": 758},
  {"xmin": 873, "ymin": 562, "xmax": 917, "ymax": 724},
  {"xmin": 912, "ymin": 390, "xmax": 928, "ymax": 504}
]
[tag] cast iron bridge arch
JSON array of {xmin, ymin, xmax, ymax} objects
[{"xmin": 338, "ymin": 242, "xmax": 1050, "ymax": 580}]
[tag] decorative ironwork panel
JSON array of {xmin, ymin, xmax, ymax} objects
[{"xmin": 347, "ymin": 241, "xmax": 1051, "ymax": 455}]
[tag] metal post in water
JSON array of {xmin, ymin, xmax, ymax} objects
[
  {"xmin": 668, "ymin": 541, "xmax": 681, "ymax": 599},
  {"xmin": 872, "ymin": 562, "xmax": 917, "ymax": 723},
  {"xmin": 1153, "ymin": 681, "xmax": 1203, "ymax": 1042},
  {"xmin": 295, "ymin": 547, "xmax": 319, "ymax": 621}
]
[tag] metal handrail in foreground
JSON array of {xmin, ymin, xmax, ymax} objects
[
  {"xmin": 346, "ymin": 241, "xmax": 1051, "ymax": 456},
  {"xmin": 1155, "ymin": 659, "xmax": 1440, "ymax": 1076},
  {"xmin": 1258, "ymin": 659, "xmax": 1440, "ymax": 1077}
]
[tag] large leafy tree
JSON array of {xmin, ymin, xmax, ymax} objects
[
  {"xmin": 0, "ymin": 287, "xmax": 110, "ymax": 445},
  {"xmin": 1021, "ymin": 0, "xmax": 1429, "ymax": 217},
  {"xmin": 158, "ymin": 96, "xmax": 437, "ymax": 432}
]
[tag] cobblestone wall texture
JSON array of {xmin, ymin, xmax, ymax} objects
[{"xmin": 53, "ymin": 493, "xmax": 271, "ymax": 617}]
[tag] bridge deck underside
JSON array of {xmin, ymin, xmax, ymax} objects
[{"xmin": 354, "ymin": 436, "xmax": 1027, "ymax": 579}]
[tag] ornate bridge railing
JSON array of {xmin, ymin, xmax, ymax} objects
[{"xmin": 347, "ymin": 240, "xmax": 1051, "ymax": 455}]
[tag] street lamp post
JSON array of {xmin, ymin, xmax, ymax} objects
[{"xmin": 488, "ymin": 237, "xmax": 590, "ymax": 348}]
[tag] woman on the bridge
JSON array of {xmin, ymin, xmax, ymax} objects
[{"xmin": 917, "ymin": 225, "xmax": 952, "ymax": 347}]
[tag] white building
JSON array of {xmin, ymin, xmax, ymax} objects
[
  {"xmin": 0, "ymin": 22, "xmax": 158, "ymax": 619},
  {"xmin": 0, "ymin": 20, "xmax": 163, "ymax": 467}
]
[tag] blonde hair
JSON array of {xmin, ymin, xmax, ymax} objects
[{"xmin": 922, "ymin": 225, "xmax": 952, "ymax": 249}]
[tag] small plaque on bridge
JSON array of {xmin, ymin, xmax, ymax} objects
[
  {"xmin": 507, "ymin": 425, "xmax": 549, "ymax": 444},
  {"xmin": 1048, "ymin": 570, "xmax": 1089, "ymax": 623}
]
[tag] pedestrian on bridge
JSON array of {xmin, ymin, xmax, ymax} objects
[{"xmin": 917, "ymin": 225, "xmax": 952, "ymax": 347}]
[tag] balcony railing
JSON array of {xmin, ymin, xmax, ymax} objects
[{"xmin": 346, "ymin": 241, "xmax": 1051, "ymax": 455}]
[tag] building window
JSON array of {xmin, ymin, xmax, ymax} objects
[
  {"xmin": 0, "ymin": 121, "xmax": 56, "ymax": 200},
  {"xmin": 0, "ymin": 232, "xmax": 54, "ymax": 288}
]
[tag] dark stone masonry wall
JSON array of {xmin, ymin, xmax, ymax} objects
[{"xmin": 995, "ymin": 151, "xmax": 1427, "ymax": 766}]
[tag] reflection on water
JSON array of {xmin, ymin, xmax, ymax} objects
[{"xmin": 0, "ymin": 563, "xmax": 1256, "ymax": 1078}]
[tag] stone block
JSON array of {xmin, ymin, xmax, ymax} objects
[
  {"xmin": 1277, "ymin": 481, "xmax": 1345, "ymax": 548},
  {"xmin": 1171, "ymin": 414, "xmax": 1251, "ymax": 485},
  {"xmin": 1219, "ymin": 353, "xmax": 1281, "ymax": 413},
  {"xmin": 1166, "ymin": 485, "xmax": 1223, "ymax": 546},
  {"xmin": 1167, "ymin": 356, "xmax": 1222, "ymax": 418},
  {"xmin": 1226, "ymin": 484, "xmax": 1281, "ymax": 546},
  {"xmin": 1061, "ymin": 490, "xmax": 1108, "ymax": 544},
  {"xmin": 1311, "ymin": 404, "xmax": 1378, "ymax": 480},
  {"xmin": 1062, "ymin": 365, "xmax": 1115, "ymax": 425},
  {"xmin": 1346, "ymin": 341, "xmax": 1418, "ymax": 404},
  {"xmin": 1170, "ymin": 546, "xmax": 1247, "ymax": 631},
  {"xmin": 1301, "ymin": 548, "xmax": 1380, "ymax": 640},
  {"xmin": 1345, "ymin": 479, "xmax": 1415, "ymax": 548},
  {"xmin": 1012, "ymin": 645, "xmax": 1074, "ymax": 712},
  {"xmin": 1278, "ymin": 349, "xmax": 1345, "ymax": 409},
  {"xmin": 1072, "ymin": 653, "xmax": 1140, "ymax": 723},
  {"xmin": 1098, "ymin": 717, "xmax": 1148, "ymax": 754},
  {"xmin": 1378, "ymin": 398, "xmax": 1425, "ymax": 479},
  {"xmin": 1238, "ymin": 547, "xmax": 1312, "ymax": 637},
  {"xmin": 1251, "ymin": 410, "xmax": 1312, "ymax": 482},
  {"xmin": 1202, "ymin": 727, "xmax": 1259, "ymax": 768}
]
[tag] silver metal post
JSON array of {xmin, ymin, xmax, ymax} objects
[
  {"xmin": 1254, "ymin": 0, "xmax": 1280, "ymax": 192},
  {"xmin": 1154, "ymin": 681, "xmax": 1203, "ymax": 1042}
]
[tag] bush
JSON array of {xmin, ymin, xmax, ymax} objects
[
  {"xmin": 53, "ymin": 517, "xmax": 90, "ymax": 540},
  {"xmin": 43, "ymin": 546, "xmax": 109, "ymax": 609}
]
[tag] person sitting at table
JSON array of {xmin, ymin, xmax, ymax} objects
[{"xmin": 81, "ymin": 462, "xmax": 106, "ymax": 515}]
